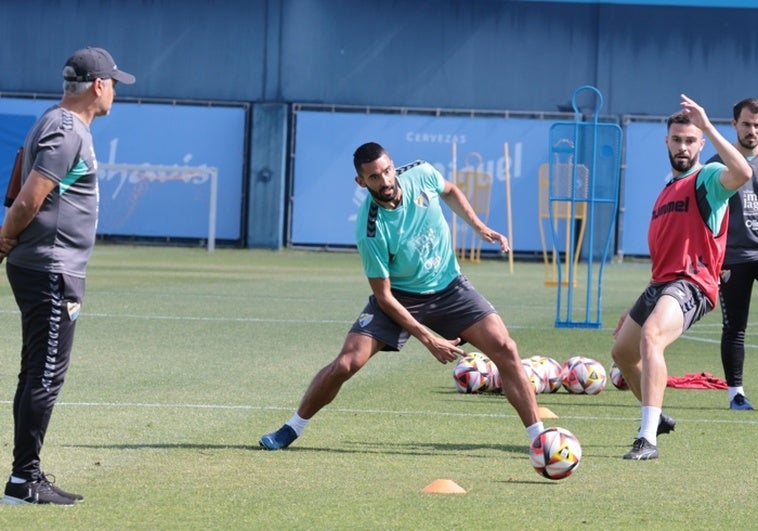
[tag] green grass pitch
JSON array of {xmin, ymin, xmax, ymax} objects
[{"xmin": 0, "ymin": 246, "xmax": 755, "ymax": 529}]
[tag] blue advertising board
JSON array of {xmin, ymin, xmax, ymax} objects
[
  {"xmin": 518, "ymin": 0, "xmax": 758, "ymax": 6},
  {"xmin": 0, "ymin": 97, "xmax": 246, "ymax": 241},
  {"xmin": 292, "ymin": 109, "xmax": 567, "ymax": 252}
]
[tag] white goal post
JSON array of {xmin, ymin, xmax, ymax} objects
[{"xmin": 98, "ymin": 163, "xmax": 219, "ymax": 252}]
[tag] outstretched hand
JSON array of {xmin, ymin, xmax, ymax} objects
[
  {"xmin": 679, "ymin": 94, "xmax": 712, "ymax": 132},
  {"xmin": 478, "ymin": 227, "xmax": 510, "ymax": 253},
  {"xmin": 426, "ymin": 336, "xmax": 465, "ymax": 364}
]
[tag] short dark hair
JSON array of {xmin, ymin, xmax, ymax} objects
[
  {"xmin": 733, "ymin": 98, "xmax": 758, "ymax": 121},
  {"xmin": 667, "ymin": 111, "xmax": 691, "ymax": 131},
  {"xmin": 353, "ymin": 142, "xmax": 387, "ymax": 173}
]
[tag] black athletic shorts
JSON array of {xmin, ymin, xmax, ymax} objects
[
  {"xmin": 628, "ymin": 278, "xmax": 711, "ymax": 332},
  {"xmin": 349, "ymin": 275, "xmax": 496, "ymax": 351}
]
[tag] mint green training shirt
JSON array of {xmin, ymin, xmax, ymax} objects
[{"xmin": 355, "ymin": 161, "xmax": 460, "ymax": 294}]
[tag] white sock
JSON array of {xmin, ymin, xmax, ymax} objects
[
  {"xmin": 9, "ymin": 475, "xmax": 26, "ymax": 484},
  {"xmin": 728, "ymin": 386, "xmax": 745, "ymax": 401},
  {"xmin": 526, "ymin": 421, "xmax": 545, "ymax": 442},
  {"xmin": 637, "ymin": 406, "xmax": 661, "ymax": 446},
  {"xmin": 287, "ymin": 412, "xmax": 309, "ymax": 436}
]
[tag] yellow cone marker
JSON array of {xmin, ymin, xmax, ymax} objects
[
  {"xmin": 422, "ymin": 479, "xmax": 467, "ymax": 494},
  {"xmin": 538, "ymin": 406, "xmax": 559, "ymax": 419}
]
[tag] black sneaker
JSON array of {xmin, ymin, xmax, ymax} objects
[
  {"xmin": 657, "ymin": 413, "xmax": 676, "ymax": 435},
  {"xmin": 1, "ymin": 477, "xmax": 75, "ymax": 505},
  {"xmin": 622, "ymin": 437, "xmax": 659, "ymax": 460},
  {"xmin": 638, "ymin": 413, "xmax": 676, "ymax": 436},
  {"xmin": 41, "ymin": 473, "xmax": 84, "ymax": 502}
]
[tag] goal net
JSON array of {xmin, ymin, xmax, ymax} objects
[{"xmin": 97, "ymin": 162, "xmax": 219, "ymax": 252}]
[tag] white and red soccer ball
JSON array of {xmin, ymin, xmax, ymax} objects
[
  {"xmin": 562, "ymin": 356, "xmax": 607, "ymax": 395},
  {"xmin": 453, "ymin": 352, "xmax": 503, "ymax": 393},
  {"xmin": 529, "ymin": 427, "xmax": 582, "ymax": 480},
  {"xmin": 453, "ymin": 353, "xmax": 490, "ymax": 393},
  {"xmin": 453, "ymin": 354, "xmax": 488, "ymax": 393},
  {"xmin": 527, "ymin": 355, "xmax": 563, "ymax": 393},
  {"xmin": 454, "ymin": 353, "xmax": 612, "ymax": 396},
  {"xmin": 521, "ymin": 358, "xmax": 547, "ymax": 394},
  {"xmin": 609, "ymin": 362, "xmax": 629, "ymax": 390},
  {"xmin": 561, "ymin": 356, "xmax": 585, "ymax": 383}
]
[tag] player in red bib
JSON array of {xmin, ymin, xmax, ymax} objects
[{"xmin": 611, "ymin": 95, "xmax": 752, "ymax": 460}]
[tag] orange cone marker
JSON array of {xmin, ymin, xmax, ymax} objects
[
  {"xmin": 422, "ymin": 479, "xmax": 467, "ymax": 494},
  {"xmin": 538, "ymin": 406, "xmax": 558, "ymax": 419}
]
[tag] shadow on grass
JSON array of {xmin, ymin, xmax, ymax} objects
[
  {"xmin": 67, "ymin": 443, "xmax": 259, "ymax": 451},
  {"xmin": 334, "ymin": 440, "xmax": 528, "ymax": 456},
  {"xmin": 66, "ymin": 440, "xmax": 528, "ymax": 456},
  {"xmin": 246, "ymin": 440, "xmax": 536, "ymax": 460},
  {"xmin": 496, "ymin": 478, "xmax": 563, "ymax": 485}
]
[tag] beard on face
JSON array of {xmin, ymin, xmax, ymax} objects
[
  {"xmin": 739, "ymin": 134, "xmax": 758, "ymax": 150},
  {"xmin": 669, "ymin": 151, "xmax": 696, "ymax": 173},
  {"xmin": 369, "ymin": 183, "xmax": 399, "ymax": 204}
]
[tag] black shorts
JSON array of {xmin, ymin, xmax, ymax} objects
[
  {"xmin": 349, "ymin": 275, "xmax": 496, "ymax": 351},
  {"xmin": 628, "ymin": 279, "xmax": 712, "ymax": 332}
]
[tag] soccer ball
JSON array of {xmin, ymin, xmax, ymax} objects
[
  {"xmin": 581, "ymin": 358, "xmax": 607, "ymax": 395},
  {"xmin": 609, "ymin": 362, "xmax": 629, "ymax": 390},
  {"xmin": 561, "ymin": 356, "xmax": 587, "ymax": 392},
  {"xmin": 525, "ymin": 356, "xmax": 549, "ymax": 394},
  {"xmin": 528, "ymin": 355, "xmax": 563, "ymax": 393},
  {"xmin": 521, "ymin": 358, "xmax": 547, "ymax": 394},
  {"xmin": 561, "ymin": 356, "xmax": 587, "ymax": 393},
  {"xmin": 564, "ymin": 357, "xmax": 607, "ymax": 395},
  {"xmin": 561, "ymin": 355, "xmax": 585, "ymax": 374},
  {"xmin": 529, "ymin": 427, "xmax": 582, "ymax": 480},
  {"xmin": 453, "ymin": 353, "xmax": 490, "ymax": 393},
  {"xmin": 543, "ymin": 357, "xmax": 564, "ymax": 393}
]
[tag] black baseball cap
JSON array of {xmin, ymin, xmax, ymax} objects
[{"xmin": 62, "ymin": 47, "xmax": 135, "ymax": 85}]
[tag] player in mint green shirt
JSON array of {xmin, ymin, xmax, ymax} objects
[
  {"xmin": 261, "ymin": 142, "xmax": 545, "ymax": 456},
  {"xmin": 354, "ymin": 159, "xmax": 459, "ymax": 293}
]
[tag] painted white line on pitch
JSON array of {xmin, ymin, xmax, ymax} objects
[
  {"xmin": 0, "ymin": 309, "xmax": 352, "ymax": 324},
  {"xmin": 79, "ymin": 313, "xmax": 353, "ymax": 324},
  {"xmin": 680, "ymin": 335, "xmax": 721, "ymax": 345},
  {"xmin": 0, "ymin": 401, "xmax": 754, "ymax": 426},
  {"xmin": 680, "ymin": 333, "xmax": 758, "ymax": 349},
  {"xmin": 2, "ymin": 312, "xmax": 758, "ymax": 348},
  {"xmin": 0, "ymin": 310, "xmax": 561, "ymax": 329},
  {"xmin": 4, "ymin": 308, "xmax": 758, "ymax": 349}
]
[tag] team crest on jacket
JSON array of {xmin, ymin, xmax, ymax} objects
[{"xmin": 358, "ymin": 312, "xmax": 373, "ymax": 327}]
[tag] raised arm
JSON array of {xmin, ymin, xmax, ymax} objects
[{"xmin": 680, "ymin": 94, "xmax": 752, "ymax": 190}]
